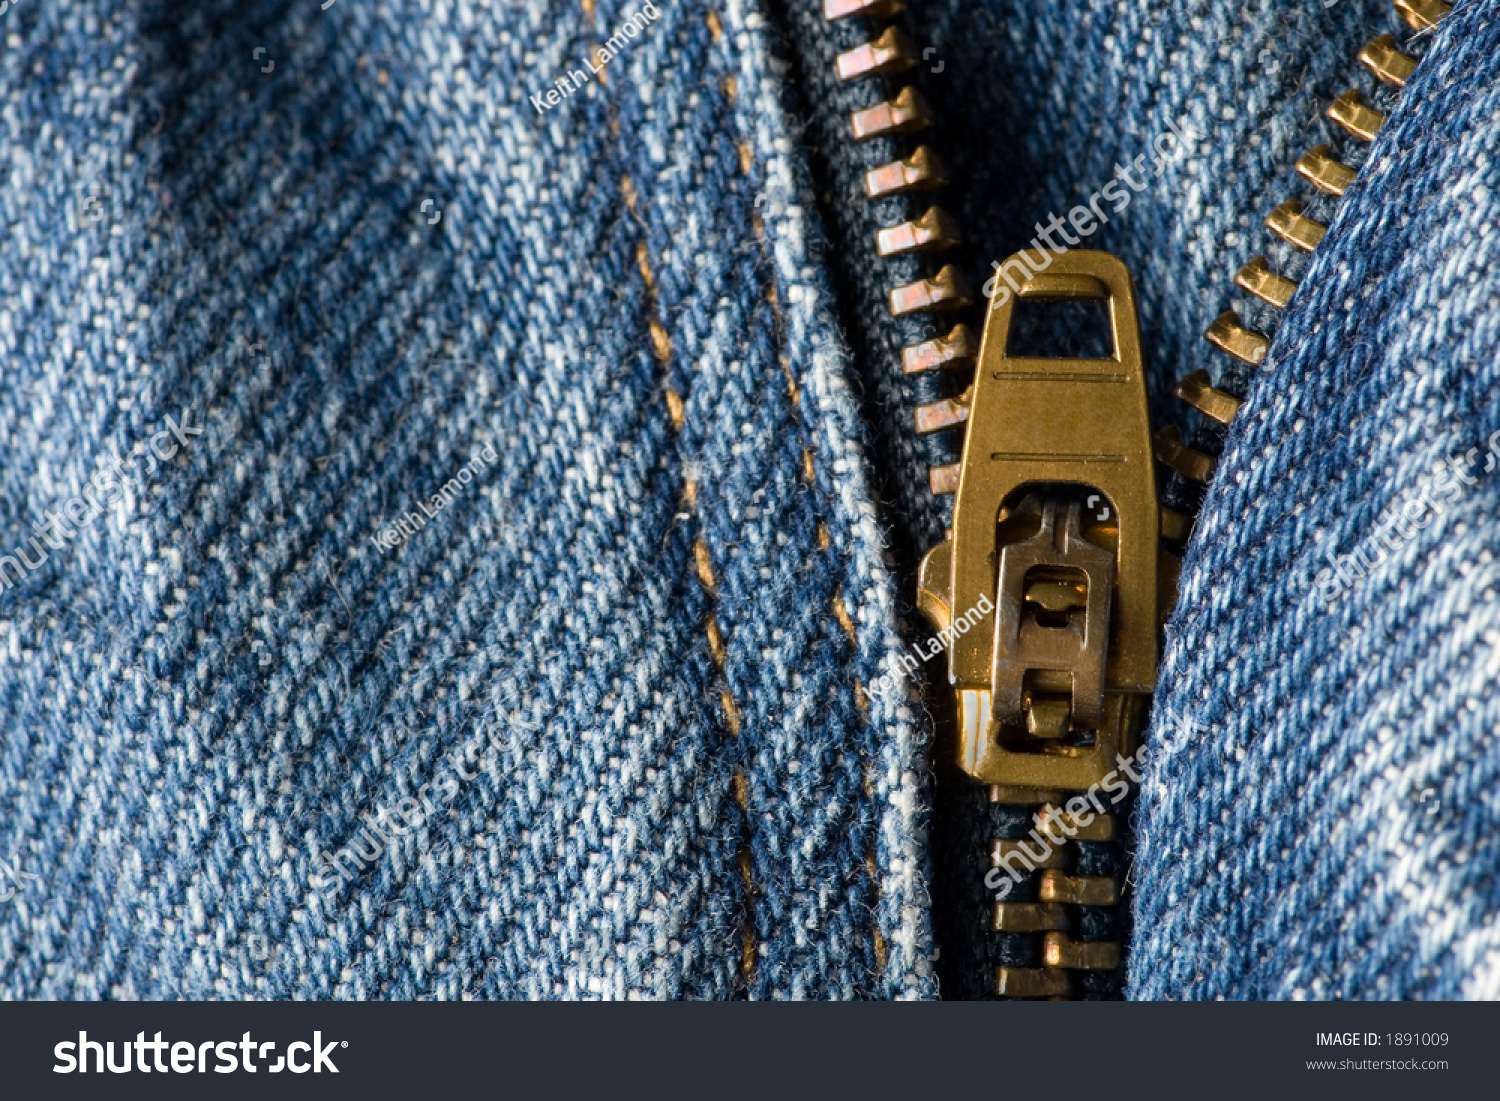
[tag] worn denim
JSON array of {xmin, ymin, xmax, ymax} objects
[
  {"xmin": 0, "ymin": 0, "xmax": 933, "ymax": 1000},
  {"xmin": 1132, "ymin": 1, "xmax": 1500, "ymax": 999},
  {"xmin": 1, "ymin": 0, "xmax": 1495, "ymax": 1001}
]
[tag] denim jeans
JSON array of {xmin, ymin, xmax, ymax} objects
[{"xmin": 0, "ymin": 0, "xmax": 1494, "ymax": 1000}]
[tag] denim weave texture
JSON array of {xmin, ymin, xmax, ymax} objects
[
  {"xmin": 0, "ymin": 0, "xmax": 935, "ymax": 998},
  {"xmin": 785, "ymin": 0, "xmax": 1499, "ymax": 997},
  {"xmin": 3, "ymin": 0, "xmax": 1498, "ymax": 1003},
  {"xmin": 799, "ymin": 0, "xmax": 1441, "ymax": 997},
  {"xmin": 1132, "ymin": 0, "xmax": 1500, "ymax": 999}
]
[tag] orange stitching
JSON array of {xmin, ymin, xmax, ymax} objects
[
  {"xmin": 638, "ymin": 190, "xmax": 754, "ymax": 984},
  {"xmin": 830, "ymin": 590, "xmax": 858, "ymax": 647},
  {"xmin": 711, "ymin": 12, "xmax": 886, "ymax": 978}
]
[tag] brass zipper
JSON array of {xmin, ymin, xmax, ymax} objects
[
  {"xmin": 916, "ymin": 253, "xmax": 1161, "ymax": 999},
  {"xmin": 1187, "ymin": 0, "xmax": 1451, "ymax": 433},
  {"xmin": 821, "ymin": 0, "xmax": 1451, "ymax": 999}
]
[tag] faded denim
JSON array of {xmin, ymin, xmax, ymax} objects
[{"xmin": 1, "ymin": 0, "xmax": 1496, "ymax": 1001}]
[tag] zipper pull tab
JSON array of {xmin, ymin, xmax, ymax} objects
[{"xmin": 918, "ymin": 250, "xmax": 1159, "ymax": 792}]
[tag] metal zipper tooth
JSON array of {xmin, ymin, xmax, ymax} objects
[
  {"xmin": 1154, "ymin": 427, "xmax": 1217, "ymax": 483},
  {"xmin": 850, "ymin": 86, "xmax": 934, "ymax": 140},
  {"xmin": 1160, "ymin": 506, "xmax": 1194, "ymax": 548},
  {"xmin": 1327, "ymin": 90, "xmax": 1387, "ymax": 141},
  {"xmin": 902, "ymin": 323, "xmax": 977, "ymax": 374},
  {"xmin": 1395, "ymin": 0, "xmax": 1451, "ymax": 32},
  {"xmin": 1204, "ymin": 311, "xmax": 1270, "ymax": 367},
  {"xmin": 928, "ymin": 462, "xmax": 960, "ymax": 495},
  {"xmin": 1265, "ymin": 199, "xmax": 1328, "ymax": 252},
  {"xmin": 876, "ymin": 206, "xmax": 961, "ymax": 256},
  {"xmin": 1235, "ymin": 256, "xmax": 1297, "ymax": 309},
  {"xmin": 1175, "ymin": 369, "xmax": 1242, "ymax": 424},
  {"xmin": 889, "ymin": 264, "xmax": 974, "ymax": 316},
  {"xmin": 825, "ymin": 7, "xmax": 981, "ymax": 498},
  {"xmin": 823, "ymin": 0, "xmax": 904, "ymax": 21},
  {"xmin": 865, "ymin": 146, "xmax": 949, "ymax": 199},
  {"xmin": 1037, "ymin": 869, "xmax": 1118, "ymax": 906},
  {"xmin": 1178, "ymin": 0, "xmax": 1450, "ymax": 500},
  {"xmin": 996, "ymin": 967, "xmax": 1072, "ymax": 999},
  {"xmin": 1359, "ymin": 34, "xmax": 1419, "ymax": 87},
  {"xmin": 836, "ymin": 27, "xmax": 920, "ymax": 80},
  {"xmin": 993, "ymin": 903, "xmax": 1070, "ymax": 932},
  {"xmin": 1295, "ymin": 144, "xmax": 1357, "ymax": 197},
  {"xmin": 1043, "ymin": 935, "xmax": 1122, "ymax": 971},
  {"xmin": 913, "ymin": 387, "xmax": 971, "ymax": 434},
  {"xmin": 987, "ymin": 790, "xmax": 1125, "ymax": 998}
]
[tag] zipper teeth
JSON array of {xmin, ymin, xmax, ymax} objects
[
  {"xmin": 823, "ymin": 0, "xmax": 1125, "ymax": 1002},
  {"xmin": 820, "ymin": 0, "xmax": 979, "ymax": 501},
  {"xmin": 829, "ymin": 0, "xmax": 1452, "ymax": 1001},
  {"xmin": 1173, "ymin": 0, "xmax": 1453, "ymax": 482}
]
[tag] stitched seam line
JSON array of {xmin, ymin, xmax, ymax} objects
[
  {"xmin": 621, "ymin": 137, "xmax": 756, "ymax": 986},
  {"xmin": 716, "ymin": 6, "xmax": 886, "ymax": 986}
]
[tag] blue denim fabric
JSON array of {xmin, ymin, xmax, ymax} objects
[
  {"xmin": 900, "ymin": 0, "xmax": 1431, "ymax": 997},
  {"xmin": 0, "ymin": 0, "xmax": 933, "ymax": 999},
  {"xmin": 1131, "ymin": 1, "xmax": 1500, "ymax": 999},
  {"xmin": 782, "ymin": 0, "xmax": 1499, "ymax": 998},
  {"xmin": 2, "ymin": 0, "xmax": 1495, "ymax": 1002}
]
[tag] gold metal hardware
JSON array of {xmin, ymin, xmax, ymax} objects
[
  {"xmin": 1034, "ymin": 803, "xmax": 1115, "ymax": 842},
  {"xmin": 996, "ymin": 967, "xmax": 1071, "ymax": 998},
  {"xmin": 1037, "ymin": 870, "xmax": 1119, "ymax": 906},
  {"xmin": 903, "ymin": 323, "xmax": 977, "ymax": 374},
  {"xmin": 850, "ymin": 87, "xmax": 934, "ymax": 140},
  {"xmin": 1205, "ymin": 310, "xmax": 1269, "ymax": 366},
  {"xmin": 889, "ymin": 264, "xmax": 973, "ymax": 316},
  {"xmin": 822, "ymin": 0, "xmax": 904, "ymax": 21},
  {"xmin": 876, "ymin": 206, "xmax": 961, "ymax": 256},
  {"xmin": 1327, "ymin": 89, "xmax": 1385, "ymax": 141},
  {"xmin": 1265, "ymin": 199, "xmax": 1327, "ymax": 251},
  {"xmin": 916, "ymin": 251, "xmax": 1158, "ymax": 794},
  {"xmin": 1235, "ymin": 256, "xmax": 1297, "ymax": 309},
  {"xmin": 1395, "ymin": 0, "xmax": 1450, "ymax": 32},
  {"xmin": 865, "ymin": 146, "xmax": 949, "ymax": 199},
  {"xmin": 1175, "ymin": 369, "xmax": 1242, "ymax": 424},
  {"xmin": 929, "ymin": 463, "xmax": 961, "ymax": 495},
  {"xmin": 1159, "ymin": 507, "xmax": 1193, "ymax": 548},
  {"xmin": 1042, "ymin": 933, "xmax": 1122, "ymax": 971},
  {"xmin": 1295, "ymin": 144, "xmax": 1357, "ymax": 197},
  {"xmin": 1359, "ymin": 35, "xmax": 1418, "ymax": 87},
  {"xmin": 914, "ymin": 389, "xmax": 972, "ymax": 435},
  {"xmin": 1154, "ymin": 426, "xmax": 1216, "ymax": 483},
  {"xmin": 989, "ymin": 784, "xmax": 1067, "ymax": 806},
  {"xmin": 994, "ymin": 903, "xmax": 1070, "ymax": 933},
  {"xmin": 836, "ymin": 27, "xmax": 919, "ymax": 81}
]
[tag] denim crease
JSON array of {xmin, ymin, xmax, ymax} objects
[
  {"xmin": 1132, "ymin": 0, "xmax": 1500, "ymax": 999},
  {"xmin": 0, "ymin": 0, "xmax": 934, "ymax": 999},
  {"xmin": 3, "ymin": 0, "xmax": 1498, "ymax": 1004}
]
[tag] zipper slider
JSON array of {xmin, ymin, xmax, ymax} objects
[{"xmin": 917, "ymin": 251, "xmax": 1159, "ymax": 792}]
